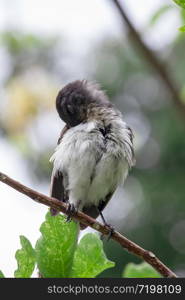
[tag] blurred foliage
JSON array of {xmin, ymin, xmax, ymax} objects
[
  {"xmin": 181, "ymin": 6, "xmax": 185, "ymax": 21},
  {"xmin": 0, "ymin": 1, "xmax": 185, "ymax": 278},
  {"xmin": 149, "ymin": 5, "xmax": 173, "ymax": 26},
  {"xmin": 123, "ymin": 262, "xmax": 161, "ymax": 278},
  {"xmin": 0, "ymin": 31, "xmax": 60, "ymax": 78},
  {"xmin": 0, "ymin": 271, "xmax": 5, "ymax": 278},
  {"xmin": 147, "ymin": 2, "xmax": 185, "ymax": 32},
  {"xmin": 4, "ymin": 76, "xmax": 55, "ymax": 133},
  {"xmin": 173, "ymin": 0, "xmax": 185, "ymax": 10},
  {"xmin": 0, "ymin": 30, "xmax": 63, "ymax": 182},
  {"xmin": 179, "ymin": 25, "xmax": 185, "ymax": 31},
  {"xmin": 92, "ymin": 8, "xmax": 185, "ymax": 278},
  {"xmin": 172, "ymin": 0, "xmax": 185, "ymax": 30}
]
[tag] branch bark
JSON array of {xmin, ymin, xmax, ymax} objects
[
  {"xmin": 0, "ymin": 171, "xmax": 177, "ymax": 278},
  {"xmin": 111, "ymin": 0, "xmax": 185, "ymax": 117}
]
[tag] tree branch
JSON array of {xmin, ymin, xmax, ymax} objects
[
  {"xmin": 111, "ymin": 0, "xmax": 185, "ymax": 117},
  {"xmin": 0, "ymin": 171, "xmax": 177, "ymax": 278}
]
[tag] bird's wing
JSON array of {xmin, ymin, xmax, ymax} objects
[
  {"xmin": 50, "ymin": 125, "xmax": 68, "ymax": 215},
  {"xmin": 80, "ymin": 191, "xmax": 115, "ymax": 230}
]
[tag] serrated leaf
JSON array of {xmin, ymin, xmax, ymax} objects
[
  {"xmin": 149, "ymin": 5, "xmax": 173, "ymax": 26},
  {"xmin": 14, "ymin": 235, "xmax": 36, "ymax": 278},
  {"xmin": 35, "ymin": 212, "xmax": 79, "ymax": 278},
  {"xmin": 0, "ymin": 271, "xmax": 5, "ymax": 278},
  {"xmin": 123, "ymin": 262, "xmax": 161, "ymax": 278},
  {"xmin": 173, "ymin": 0, "xmax": 185, "ymax": 9},
  {"xmin": 179, "ymin": 25, "xmax": 185, "ymax": 31},
  {"xmin": 70, "ymin": 233, "xmax": 115, "ymax": 278}
]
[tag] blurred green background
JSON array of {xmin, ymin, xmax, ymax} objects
[{"xmin": 0, "ymin": 0, "xmax": 185, "ymax": 277}]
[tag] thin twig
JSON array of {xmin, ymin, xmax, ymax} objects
[
  {"xmin": 0, "ymin": 171, "xmax": 177, "ymax": 278},
  {"xmin": 111, "ymin": 0, "xmax": 185, "ymax": 117}
]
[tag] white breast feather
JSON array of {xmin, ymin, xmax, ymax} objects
[{"xmin": 50, "ymin": 116, "xmax": 134, "ymax": 209}]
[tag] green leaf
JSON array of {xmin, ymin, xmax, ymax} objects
[
  {"xmin": 14, "ymin": 236, "xmax": 36, "ymax": 278},
  {"xmin": 123, "ymin": 262, "xmax": 161, "ymax": 278},
  {"xmin": 181, "ymin": 7, "xmax": 185, "ymax": 21},
  {"xmin": 179, "ymin": 25, "xmax": 185, "ymax": 31},
  {"xmin": 35, "ymin": 212, "xmax": 79, "ymax": 278},
  {"xmin": 0, "ymin": 271, "xmax": 5, "ymax": 278},
  {"xmin": 173, "ymin": 0, "xmax": 185, "ymax": 9},
  {"xmin": 70, "ymin": 233, "xmax": 115, "ymax": 278},
  {"xmin": 149, "ymin": 5, "xmax": 173, "ymax": 26}
]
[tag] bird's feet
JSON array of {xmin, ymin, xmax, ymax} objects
[
  {"xmin": 66, "ymin": 203, "xmax": 77, "ymax": 222},
  {"xmin": 99, "ymin": 210, "xmax": 115, "ymax": 241},
  {"xmin": 50, "ymin": 207, "xmax": 59, "ymax": 216},
  {"xmin": 101, "ymin": 223, "xmax": 115, "ymax": 241}
]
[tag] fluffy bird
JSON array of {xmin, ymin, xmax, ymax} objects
[{"xmin": 50, "ymin": 80, "xmax": 135, "ymax": 230}]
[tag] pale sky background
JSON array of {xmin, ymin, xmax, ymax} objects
[{"xmin": 0, "ymin": 0, "xmax": 180, "ymax": 277}]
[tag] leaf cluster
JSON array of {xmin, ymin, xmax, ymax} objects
[{"xmin": 0, "ymin": 213, "xmax": 160, "ymax": 278}]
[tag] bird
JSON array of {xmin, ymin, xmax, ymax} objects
[{"xmin": 49, "ymin": 80, "xmax": 135, "ymax": 231}]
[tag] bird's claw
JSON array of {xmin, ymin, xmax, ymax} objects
[
  {"xmin": 101, "ymin": 224, "xmax": 115, "ymax": 241},
  {"xmin": 66, "ymin": 203, "xmax": 77, "ymax": 222}
]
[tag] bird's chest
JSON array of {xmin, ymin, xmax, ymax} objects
[{"xmin": 51, "ymin": 121, "xmax": 129, "ymax": 206}]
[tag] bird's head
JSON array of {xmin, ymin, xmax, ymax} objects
[{"xmin": 56, "ymin": 80, "xmax": 111, "ymax": 127}]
